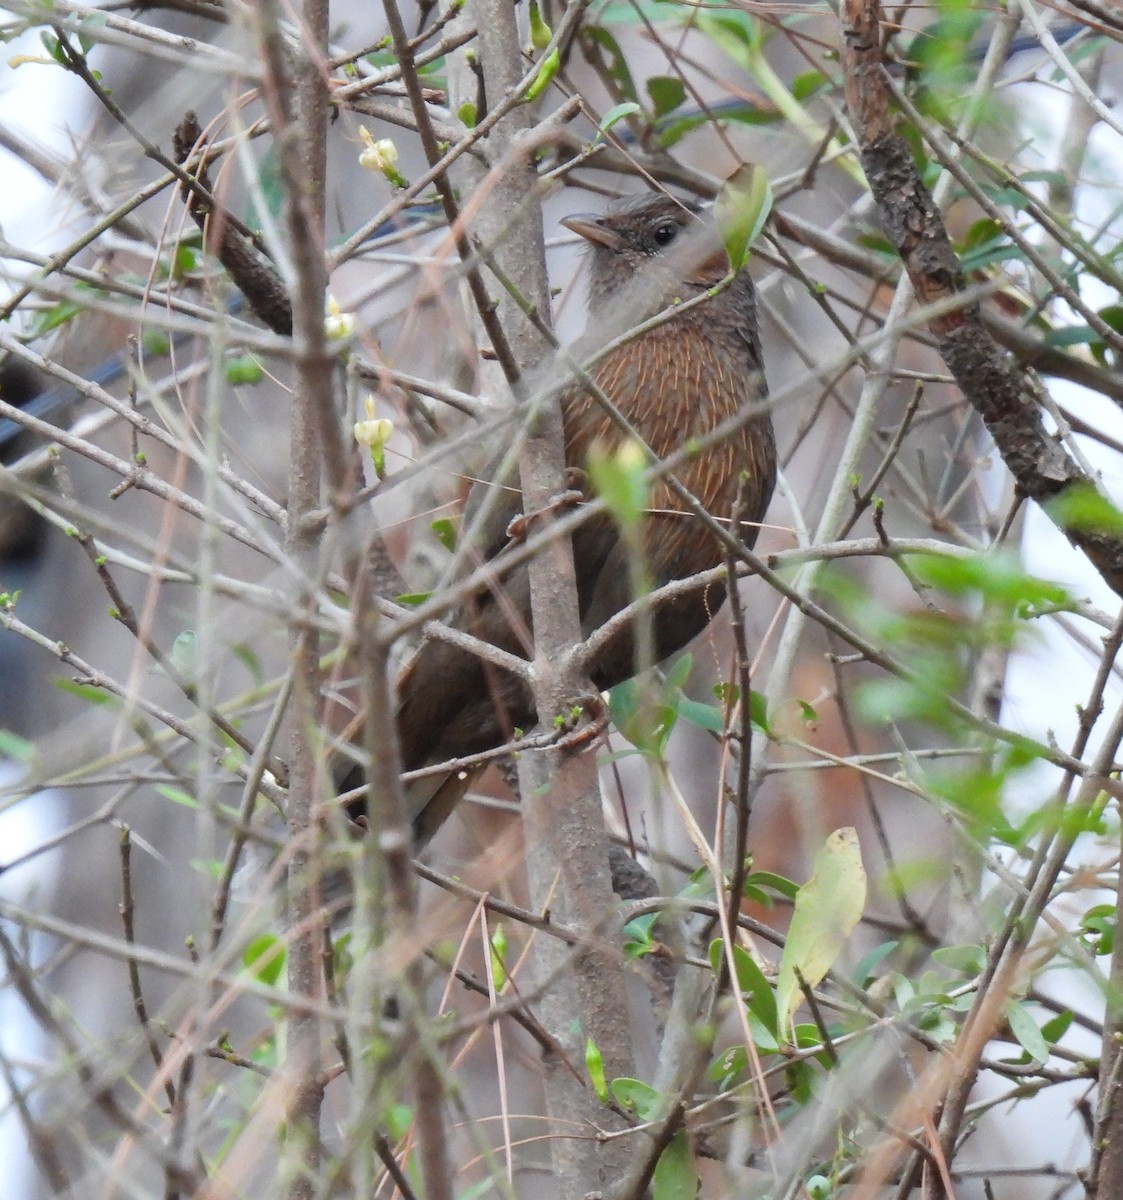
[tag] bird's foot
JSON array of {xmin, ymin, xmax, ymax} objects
[{"xmin": 504, "ymin": 468, "xmax": 590, "ymax": 543}]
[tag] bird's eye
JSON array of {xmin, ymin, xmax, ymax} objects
[{"xmin": 652, "ymin": 221, "xmax": 679, "ymax": 247}]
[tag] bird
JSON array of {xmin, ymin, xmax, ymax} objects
[{"xmin": 339, "ymin": 191, "xmax": 776, "ymax": 845}]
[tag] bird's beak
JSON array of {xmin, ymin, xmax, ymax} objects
[{"xmin": 561, "ymin": 213, "xmax": 626, "ymax": 251}]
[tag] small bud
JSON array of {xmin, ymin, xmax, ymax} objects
[
  {"xmin": 525, "ymin": 48, "xmax": 559, "ymax": 101},
  {"xmin": 616, "ymin": 439, "xmax": 646, "ymax": 472},
  {"xmin": 354, "ymin": 398, "xmax": 394, "ymax": 479},
  {"xmin": 528, "ymin": 2, "xmax": 552, "ymax": 51},
  {"xmin": 324, "ymin": 295, "xmax": 355, "ymax": 341},
  {"xmin": 358, "ymin": 127, "xmax": 409, "ymax": 188}
]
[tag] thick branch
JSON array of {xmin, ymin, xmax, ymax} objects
[
  {"xmin": 840, "ymin": 0, "xmax": 1123, "ymax": 599},
  {"xmin": 172, "ymin": 111, "xmax": 293, "ymax": 336}
]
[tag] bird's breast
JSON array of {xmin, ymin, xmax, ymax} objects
[{"xmin": 563, "ymin": 322, "xmax": 770, "ymax": 515}]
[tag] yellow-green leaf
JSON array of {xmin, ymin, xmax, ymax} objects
[
  {"xmin": 775, "ymin": 827, "xmax": 866, "ymax": 1035},
  {"xmin": 715, "ymin": 162, "xmax": 773, "ymax": 270}
]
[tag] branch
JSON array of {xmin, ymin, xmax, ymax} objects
[
  {"xmin": 839, "ymin": 0, "xmax": 1123, "ymax": 600},
  {"xmin": 251, "ymin": 0, "xmax": 333, "ymax": 1190},
  {"xmin": 172, "ymin": 111, "xmax": 293, "ymax": 336}
]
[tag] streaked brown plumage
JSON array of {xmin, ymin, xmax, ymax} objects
[{"xmin": 343, "ymin": 192, "xmax": 776, "ymax": 844}]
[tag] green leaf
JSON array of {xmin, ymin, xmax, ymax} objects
[
  {"xmin": 458, "ymin": 100, "xmax": 477, "ymax": 128},
  {"xmin": 925, "ymin": 759, "xmax": 1020, "ymax": 842},
  {"xmin": 1048, "ymin": 485, "xmax": 1123, "ymax": 537},
  {"xmin": 1005, "ymin": 1001, "xmax": 1049, "ymax": 1064},
  {"xmin": 598, "ymin": 101, "xmax": 642, "ymax": 136},
  {"xmin": 77, "ymin": 11, "xmax": 108, "ymax": 54},
  {"xmin": 786, "ymin": 1056, "xmax": 818, "ymax": 1104},
  {"xmin": 977, "ymin": 183, "xmax": 1038, "ymax": 211},
  {"xmin": 708, "ymin": 1043, "xmax": 748, "ymax": 1086},
  {"xmin": 676, "ymin": 696, "xmax": 725, "ymax": 733},
  {"xmin": 1080, "ymin": 903, "xmax": 1115, "ymax": 955},
  {"xmin": 901, "ymin": 4, "xmax": 987, "ymax": 122},
  {"xmin": 664, "ymin": 653, "xmax": 693, "ymax": 689},
  {"xmin": 431, "ymin": 517, "xmax": 457, "ymax": 551},
  {"xmin": 243, "ymin": 148, "xmax": 285, "ymax": 227},
  {"xmin": 31, "ymin": 298, "xmax": 83, "ymax": 337},
  {"xmin": 610, "ymin": 1076, "xmax": 659, "ymax": 1119},
  {"xmin": 386, "ymin": 1103, "xmax": 413, "ymax": 1141},
  {"xmin": 851, "ymin": 939, "xmax": 898, "ymax": 987},
  {"xmin": 1040, "ymin": 1010, "xmax": 1074, "ymax": 1044},
  {"xmin": 646, "ymin": 74, "xmax": 686, "ymax": 118},
  {"xmin": 609, "ymin": 679, "xmax": 677, "ymax": 757},
  {"xmin": 797, "ymin": 699, "xmax": 818, "ymax": 725},
  {"xmin": 231, "ymin": 643, "xmax": 264, "ymax": 684},
  {"xmin": 396, "ymin": 592, "xmax": 431, "ymax": 607},
  {"xmin": 1014, "ymin": 169, "xmax": 1070, "ymax": 187},
  {"xmin": 41, "ymin": 30, "xmax": 66, "ymax": 65},
  {"xmin": 857, "ymin": 675, "xmax": 957, "ymax": 728},
  {"xmin": 54, "ymin": 678, "xmax": 114, "ymax": 706},
  {"xmin": 709, "ymin": 939, "xmax": 778, "ymax": 1035},
  {"xmin": 742, "ymin": 870, "xmax": 798, "ymax": 901},
  {"xmin": 171, "ymin": 243, "xmax": 198, "ymax": 279},
  {"xmin": 715, "ymin": 162, "xmax": 773, "ymax": 270},
  {"xmin": 855, "ymin": 230, "xmax": 897, "ymax": 257},
  {"xmin": 697, "ymin": 10, "xmax": 763, "ymax": 64},
  {"xmin": 1045, "ymin": 324, "xmax": 1101, "ymax": 349},
  {"xmin": 961, "ymin": 216, "xmax": 1004, "ymax": 250},
  {"xmin": 156, "ymin": 785, "xmax": 199, "ymax": 809},
  {"xmin": 653, "ymin": 1130, "xmax": 696, "ymax": 1200},
  {"xmin": 657, "ymin": 102, "xmax": 778, "ymax": 148},
  {"xmin": 243, "ymin": 933, "xmax": 286, "ymax": 987},
  {"xmin": 906, "ymin": 550, "xmax": 1071, "ymax": 613},
  {"xmin": 224, "ymin": 354, "xmax": 265, "ymax": 386},
  {"xmin": 169, "ymin": 629, "xmax": 198, "ymax": 677},
  {"xmin": 792, "ymin": 1022, "xmax": 830, "ymax": 1053},
  {"xmin": 791, "ymin": 70, "xmax": 828, "ymax": 101},
  {"xmin": 622, "ymin": 912, "xmax": 659, "ymax": 958},
  {"xmin": 749, "ymin": 689, "xmax": 770, "ymax": 734},
  {"xmin": 331, "ymin": 932, "xmax": 354, "ymax": 986},
  {"xmin": 776, "ymin": 828, "xmax": 867, "ymax": 1033},
  {"xmin": 931, "ymin": 944, "xmax": 985, "ymax": 976},
  {"xmin": 0, "ymin": 729, "xmax": 34, "ymax": 762},
  {"xmin": 190, "ymin": 858, "xmax": 224, "ymax": 880},
  {"xmin": 141, "ymin": 331, "xmax": 172, "ymax": 358},
  {"xmin": 959, "ymin": 238, "xmax": 1021, "ymax": 273}
]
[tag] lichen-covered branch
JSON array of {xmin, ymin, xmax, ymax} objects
[{"xmin": 839, "ymin": 0, "xmax": 1123, "ymax": 599}]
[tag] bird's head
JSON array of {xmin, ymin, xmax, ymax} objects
[{"xmin": 561, "ymin": 193, "xmax": 730, "ymax": 318}]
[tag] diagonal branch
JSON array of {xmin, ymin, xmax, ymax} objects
[
  {"xmin": 839, "ymin": 0, "xmax": 1123, "ymax": 600},
  {"xmin": 172, "ymin": 111, "xmax": 293, "ymax": 336}
]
